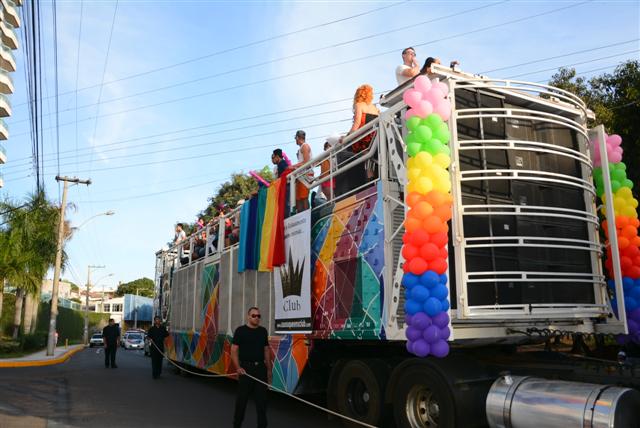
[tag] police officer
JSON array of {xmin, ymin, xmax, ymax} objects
[
  {"xmin": 102, "ymin": 318, "xmax": 120, "ymax": 368},
  {"xmin": 147, "ymin": 316, "xmax": 169, "ymax": 379},
  {"xmin": 231, "ymin": 307, "xmax": 272, "ymax": 428}
]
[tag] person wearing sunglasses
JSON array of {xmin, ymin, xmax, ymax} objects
[{"xmin": 231, "ymin": 307, "xmax": 271, "ymax": 428}]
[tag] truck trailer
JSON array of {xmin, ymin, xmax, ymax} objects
[{"xmin": 153, "ymin": 64, "xmax": 640, "ymax": 428}]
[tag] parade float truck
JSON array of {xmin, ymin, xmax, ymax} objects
[{"xmin": 153, "ymin": 64, "xmax": 640, "ymax": 428}]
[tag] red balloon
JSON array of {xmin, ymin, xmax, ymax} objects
[
  {"xmin": 627, "ymin": 266, "xmax": 640, "ymax": 279},
  {"xmin": 633, "ymin": 237, "xmax": 640, "ymax": 247},
  {"xmin": 634, "ymin": 256, "xmax": 640, "ymax": 266},
  {"xmin": 616, "ymin": 216, "xmax": 630, "ymax": 229},
  {"xmin": 430, "ymin": 232, "xmax": 448, "ymax": 248},
  {"xmin": 402, "ymin": 233, "xmax": 411, "ymax": 244},
  {"xmin": 410, "ymin": 229, "xmax": 430, "ymax": 247},
  {"xmin": 405, "ymin": 217, "xmax": 421, "ymax": 233},
  {"xmin": 621, "ymin": 256, "xmax": 633, "ymax": 270},
  {"xmin": 623, "ymin": 225, "xmax": 638, "ymax": 240},
  {"xmin": 420, "ymin": 243, "xmax": 440, "ymax": 261},
  {"xmin": 619, "ymin": 237, "xmax": 631, "ymax": 249},
  {"xmin": 402, "ymin": 262, "xmax": 410, "ymax": 273},
  {"xmin": 430, "ymin": 257, "xmax": 448, "ymax": 275},
  {"xmin": 631, "ymin": 218, "xmax": 640, "ymax": 228},
  {"xmin": 402, "ymin": 244, "xmax": 418, "ymax": 261},
  {"xmin": 439, "ymin": 247, "xmax": 448, "ymax": 258},
  {"xmin": 409, "ymin": 257, "xmax": 428, "ymax": 275}
]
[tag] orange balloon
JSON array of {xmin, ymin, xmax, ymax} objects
[
  {"xmin": 434, "ymin": 204, "xmax": 452, "ymax": 222},
  {"xmin": 619, "ymin": 237, "xmax": 631, "ymax": 249},
  {"xmin": 425, "ymin": 191, "xmax": 447, "ymax": 207},
  {"xmin": 405, "ymin": 217, "xmax": 421, "ymax": 233},
  {"xmin": 415, "ymin": 201, "xmax": 434, "ymax": 219},
  {"xmin": 616, "ymin": 215, "xmax": 630, "ymax": 229},
  {"xmin": 631, "ymin": 218, "xmax": 640, "ymax": 228},
  {"xmin": 623, "ymin": 225, "xmax": 638, "ymax": 240},
  {"xmin": 633, "ymin": 236, "xmax": 640, "ymax": 247},
  {"xmin": 407, "ymin": 192, "xmax": 424, "ymax": 208},
  {"xmin": 423, "ymin": 215, "xmax": 443, "ymax": 234}
]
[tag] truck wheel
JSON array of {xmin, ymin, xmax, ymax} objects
[
  {"xmin": 393, "ymin": 365, "xmax": 455, "ymax": 428},
  {"xmin": 332, "ymin": 359, "xmax": 387, "ymax": 427}
]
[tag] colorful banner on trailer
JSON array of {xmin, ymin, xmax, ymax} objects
[{"xmin": 274, "ymin": 210, "xmax": 312, "ymax": 333}]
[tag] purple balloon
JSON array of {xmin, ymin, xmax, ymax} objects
[
  {"xmin": 439, "ymin": 326, "xmax": 451, "ymax": 340},
  {"xmin": 405, "ymin": 314, "xmax": 414, "ymax": 326},
  {"xmin": 412, "ymin": 285, "xmax": 430, "ymax": 303},
  {"xmin": 420, "ymin": 271, "xmax": 440, "ymax": 288},
  {"xmin": 628, "ymin": 319, "xmax": 639, "ymax": 334},
  {"xmin": 406, "ymin": 340, "xmax": 414, "ymax": 354},
  {"xmin": 412, "ymin": 312, "xmax": 432, "ymax": 330},
  {"xmin": 431, "ymin": 339, "xmax": 450, "ymax": 358},
  {"xmin": 433, "ymin": 311, "xmax": 450, "ymax": 328},
  {"xmin": 412, "ymin": 339, "xmax": 431, "ymax": 357},
  {"xmin": 423, "ymin": 298, "xmax": 442, "ymax": 316},
  {"xmin": 406, "ymin": 326, "xmax": 423, "ymax": 341},
  {"xmin": 629, "ymin": 308, "xmax": 640, "ymax": 322},
  {"xmin": 423, "ymin": 325, "xmax": 440, "ymax": 343},
  {"xmin": 616, "ymin": 334, "xmax": 631, "ymax": 345}
]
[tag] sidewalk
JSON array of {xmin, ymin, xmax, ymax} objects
[{"xmin": 0, "ymin": 344, "xmax": 85, "ymax": 368}]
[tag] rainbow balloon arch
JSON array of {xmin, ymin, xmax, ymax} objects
[
  {"xmin": 591, "ymin": 132, "xmax": 640, "ymax": 344},
  {"xmin": 400, "ymin": 76, "xmax": 453, "ymax": 358}
]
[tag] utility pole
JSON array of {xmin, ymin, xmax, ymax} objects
[
  {"xmin": 134, "ymin": 288, "xmax": 138, "ymax": 329},
  {"xmin": 47, "ymin": 176, "xmax": 91, "ymax": 356},
  {"xmin": 84, "ymin": 265, "xmax": 105, "ymax": 345}
]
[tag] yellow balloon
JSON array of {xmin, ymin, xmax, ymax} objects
[
  {"xmin": 415, "ymin": 152, "xmax": 433, "ymax": 169},
  {"xmin": 416, "ymin": 176, "xmax": 433, "ymax": 194},
  {"xmin": 631, "ymin": 198, "xmax": 639, "ymax": 209},
  {"xmin": 617, "ymin": 187, "xmax": 632, "ymax": 198},
  {"xmin": 408, "ymin": 168, "xmax": 422, "ymax": 181},
  {"xmin": 622, "ymin": 206, "xmax": 637, "ymax": 218},
  {"xmin": 407, "ymin": 182, "xmax": 416, "ymax": 194},
  {"xmin": 407, "ymin": 157, "xmax": 417, "ymax": 169},
  {"xmin": 433, "ymin": 153, "xmax": 451, "ymax": 168}
]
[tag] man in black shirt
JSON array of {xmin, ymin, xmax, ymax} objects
[
  {"xmin": 147, "ymin": 316, "xmax": 169, "ymax": 379},
  {"xmin": 271, "ymin": 149, "xmax": 289, "ymax": 178},
  {"xmin": 231, "ymin": 307, "xmax": 272, "ymax": 428},
  {"xmin": 102, "ymin": 319, "xmax": 120, "ymax": 368}
]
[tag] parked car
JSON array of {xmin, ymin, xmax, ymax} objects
[
  {"xmin": 89, "ymin": 333, "xmax": 103, "ymax": 348},
  {"xmin": 123, "ymin": 332, "xmax": 145, "ymax": 350}
]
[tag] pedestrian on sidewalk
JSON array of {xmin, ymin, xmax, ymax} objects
[
  {"xmin": 102, "ymin": 319, "xmax": 120, "ymax": 369},
  {"xmin": 147, "ymin": 316, "xmax": 169, "ymax": 379},
  {"xmin": 231, "ymin": 307, "xmax": 272, "ymax": 428}
]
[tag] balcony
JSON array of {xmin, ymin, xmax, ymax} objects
[
  {"xmin": 1, "ymin": 0, "xmax": 20, "ymax": 28},
  {"xmin": 0, "ymin": 21, "xmax": 17, "ymax": 50},
  {"xmin": 0, "ymin": 143, "xmax": 6, "ymax": 164},
  {"xmin": 0, "ymin": 43, "xmax": 15, "ymax": 72},
  {"xmin": 0, "ymin": 69, "xmax": 13, "ymax": 94},
  {"xmin": 0, "ymin": 118, "xmax": 8, "ymax": 140},
  {"xmin": 0, "ymin": 93, "xmax": 10, "ymax": 117}
]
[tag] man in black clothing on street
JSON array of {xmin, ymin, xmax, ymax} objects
[
  {"xmin": 231, "ymin": 307, "xmax": 272, "ymax": 428},
  {"xmin": 102, "ymin": 318, "xmax": 120, "ymax": 368},
  {"xmin": 147, "ymin": 316, "xmax": 169, "ymax": 379}
]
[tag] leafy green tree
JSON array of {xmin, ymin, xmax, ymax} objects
[
  {"xmin": 115, "ymin": 277, "xmax": 154, "ymax": 298},
  {"xmin": 549, "ymin": 60, "xmax": 639, "ymax": 194}
]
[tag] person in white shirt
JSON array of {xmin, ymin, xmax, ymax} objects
[
  {"xmin": 174, "ymin": 223, "xmax": 186, "ymax": 245},
  {"xmin": 395, "ymin": 47, "xmax": 420, "ymax": 85}
]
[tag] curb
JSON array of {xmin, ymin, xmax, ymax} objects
[{"xmin": 0, "ymin": 345, "xmax": 85, "ymax": 368}]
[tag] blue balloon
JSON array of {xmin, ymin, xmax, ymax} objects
[
  {"xmin": 405, "ymin": 288, "xmax": 412, "ymax": 300},
  {"xmin": 612, "ymin": 298, "xmax": 619, "ymax": 318},
  {"xmin": 625, "ymin": 296, "xmax": 639, "ymax": 312},
  {"xmin": 423, "ymin": 297, "xmax": 442, "ymax": 316},
  {"xmin": 630, "ymin": 285, "xmax": 640, "ymax": 302},
  {"xmin": 420, "ymin": 271, "xmax": 440, "ymax": 288},
  {"xmin": 635, "ymin": 278, "xmax": 640, "ymax": 289},
  {"xmin": 411, "ymin": 285, "xmax": 430, "ymax": 302},
  {"xmin": 402, "ymin": 273, "xmax": 419, "ymax": 289},
  {"xmin": 608, "ymin": 279, "xmax": 616, "ymax": 291},
  {"xmin": 623, "ymin": 277, "xmax": 635, "ymax": 292},
  {"xmin": 439, "ymin": 273, "xmax": 448, "ymax": 284},
  {"xmin": 440, "ymin": 299, "xmax": 450, "ymax": 312},
  {"xmin": 405, "ymin": 300, "xmax": 422, "ymax": 315},
  {"xmin": 431, "ymin": 284, "xmax": 448, "ymax": 300}
]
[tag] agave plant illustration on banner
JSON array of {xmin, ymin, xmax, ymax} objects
[{"xmin": 280, "ymin": 248, "xmax": 304, "ymax": 297}]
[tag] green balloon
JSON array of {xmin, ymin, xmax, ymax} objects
[
  {"xmin": 596, "ymin": 186, "xmax": 603, "ymax": 198},
  {"xmin": 434, "ymin": 123, "xmax": 450, "ymax": 144},
  {"xmin": 612, "ymin": 169, "xmax": 627, "ymax": 182},
  {"xmin": 422, "ymin": 138, "xmax": 444, "ymax": 155},
  {"xmin": 611, "ymin": 180, "xmax": 622, "ymax": 193},
  {"xmin": 442, "ymin": 145, "xmax": 451, "ymax": 156},
  {"xmin": 623, "ymin": 179, "xmax": 634, "ymax": 189},
  {"xmin": 405, "ymin": 132, "xmax": 418, "ymax": 146},
  {"xmin": 407, "ymin": 116, "xmax": 422, "ymax": 132},
  {"xmin": 424, "ymin": 113, "xmax": 444, "ymax": 129},
  {"xmin": 618, "ymin": 161, "xmax": 627, "ymax": 171},
  {"xmin": 415, "ymin": 125, "xmax": 433, "ymax": 144},
  {"xmin": 593, "ymin": 168, "xmax": 603, "ymax": 180},
  {"xmin": 407, "ymin": 142, "xmax": 422, "ymax": 157}
]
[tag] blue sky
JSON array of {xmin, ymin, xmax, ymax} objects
[{"xmin": 0, "ymin": 0, "xmax": 638, "ymax": 289}]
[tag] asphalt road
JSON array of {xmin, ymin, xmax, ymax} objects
[{"xmin": 0, "ymin": 348, "xmax": 341, "ymax": 428}]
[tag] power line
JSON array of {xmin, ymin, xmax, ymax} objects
[
  {"xmin": 53, "ymin": 0, "xmax": 61, "ymax": 199},
  {"xmin": 73, "ymin": 0, "xmax": 84, "ymax": 176},
  {"xmin": 9, "ymin": 1, "xmax": 588, "ymax": 137},
  {"xmin": 12, "ymin": 0, "xmax": 410, "ymax": 110}
]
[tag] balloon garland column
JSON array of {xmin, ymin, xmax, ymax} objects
[
  {"xmin": 400, "ymin": 75, "xmax": 453, "ymax": 358},
  {"xmin": 592, "ymin": 133, "xmax": 640, "ymax": 343}
]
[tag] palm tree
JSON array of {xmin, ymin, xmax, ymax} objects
[{"xmin": 0, "ymin": 191, "xmax": 70, "ymax": 339}]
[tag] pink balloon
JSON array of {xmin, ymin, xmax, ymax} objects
[
  {"xmin": 609, "ymin": 149, "xmax": 623, "ymax": 163},
  {"xmin": 607, "ymin": 134, "xmax": 622, "ymax": 147},
  {"xmin": 428, "ymin": 87, "xmax": 446, "ymax": 102},
  {"xmin": 435, "ymin": 81, "xmax": 449, "ymax": 95},
  {"xmin": 434, "ymin": 99, "xmax": 452, "ymax": 122},
  {"xmin": 414, "ymin": 75, "xmax": 432, "ymax": 94},
  {"xmin": 403, "ymin": 89, "xmax": 423, "ymax": 109},
  {"xmin": 405, "ymin": 108, "xmax": 419, "ymax": 120},
  {"xmin": 414, "ymin": 100, "xmax": 434, "ymax": 118}
]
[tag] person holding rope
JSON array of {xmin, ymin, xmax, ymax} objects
[
  {"xmin": 147, "ymin": 316, "xmax": 169, "ymax": 379},
  {"xmin": 231, "ymin": 307, "xmax": 272, "ymax": 428}
]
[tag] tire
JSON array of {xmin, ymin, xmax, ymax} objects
[
  {"xmin": 393, "ymin": 364, "xmax": 455, "ymax": 428},
  {"xmin": 331, "ymin": 359, "xmax": 387, "ymax": 427}
]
